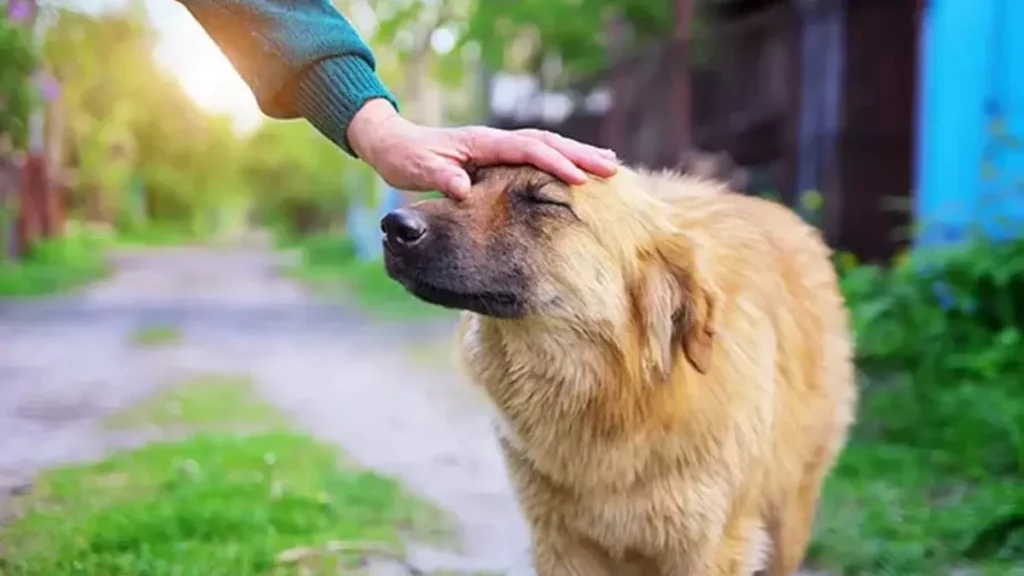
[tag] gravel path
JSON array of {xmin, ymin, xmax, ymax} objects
[{"xmin": 0, "ymin": 242, "xmax": 531, "ymax": 574}]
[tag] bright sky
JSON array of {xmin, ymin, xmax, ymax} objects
[{"xmin": 69, "ymin": 0, "xmax": 265, "ymax": 134}]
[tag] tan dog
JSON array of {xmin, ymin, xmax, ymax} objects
[{"xmin": 380, "ymin": 164, "xmax": 857, "ymax": 576}]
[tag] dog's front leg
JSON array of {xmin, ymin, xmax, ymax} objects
[
  {"xmin": 531, "ymin": 531, "xmax": 618, "ymax": 576},
  {"xmin": 653, "ymin": 511, "xmax": 765, "ymax": 575}
]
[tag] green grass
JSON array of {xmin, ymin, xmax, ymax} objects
[
  {"xmin": 102, "ymin": 374, "xmax": 287, "ymax": 431},
  {"xmin": 113, "ymin": 223, "xmax": 211, "ymax": 247},
  {"xmin": 1, "ymin": 371, "xmax": 455, "ymax": 575},
  {"xmin": 129, "ymin": 323, "xmax": 183, "ymax": 347},
  {"xmin": 0, "ymin": 432, "xmax": 444, "ymax": 575},
  {"xmin": 0, "ymin": 235, "xmax": 110, "ymax": 298},
  {"xmin": 289, "ymin": 232, "xmax": 452, "ymax": 321},
  {"xmin": 329, "ymin": 258, "xmax": 449, "ymax": 320}
]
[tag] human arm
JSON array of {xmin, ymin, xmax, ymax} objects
[
  {"xmin": 173, "ymin": 0, "xmax": 396, "ymax": 155},
  {"xmin": 175, "ymin": 0, "xmax": 619, "ymax": 199}
]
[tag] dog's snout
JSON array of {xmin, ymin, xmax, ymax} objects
[{"xmin": 381, "ymin": 208, "xmax": 428, "ymax": 246}]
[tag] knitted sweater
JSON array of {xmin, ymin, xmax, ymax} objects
[{"xmin": 176, "ymin": 0, "xmax": 398, "ymax": 155}]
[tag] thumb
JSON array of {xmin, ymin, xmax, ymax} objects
[{"xmin": 435, "ymin": 166, "xmax": 471, "ymax": 200}]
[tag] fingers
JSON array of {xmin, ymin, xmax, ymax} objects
[
  {"xmin": 461, "ymin": 127, "xmax": 613, "ymax": 185},
  {"xmin": 423, "ymin": 160, "xmax": 471, "ymax": 200},
  {"xmin": 517, "ymin": 129, "xmax": 620, "ymax": 179},
  {"xmin": 443, "ymin": 169, "xmax": 471, "ymax": 200}
]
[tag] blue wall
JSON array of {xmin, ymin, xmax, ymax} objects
[{"xmin": 916, "ymin": 0, "xmax": 1024, "ymax": 248}]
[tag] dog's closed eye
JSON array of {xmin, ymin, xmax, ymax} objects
[{"xmin": 521, "ymin": 184, "xmax": 576, "ymax": 216}]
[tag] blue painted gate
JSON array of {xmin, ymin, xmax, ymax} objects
[{"xmin": 916, "ymin": 0, "xmax": 1024, "ymax": 248}]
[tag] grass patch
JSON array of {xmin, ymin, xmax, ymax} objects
[
  {"xmin": 0, "ymin": 235, "xmax": 109, "ymax": 298},
  {"xmin": 330, "ymin": 258, "xmax": 449, "ymax": 320},
  {"xmin": 113, "ymin": 223, "xmax": 211, "ymax": 247},
  {"xmin": 0, "ymin": 432, "xmax": 450, "ymax": 575},
  {"xmin": 103, "ymin": 374, "xmax": 287, "ymax": 431},
  {"xmin": 129, "ymin": 324, "xmax": 183, "ymax": 347},
  {"xmin": 290, "ymin": 232, "xmax": 451, "ymax": 321}
]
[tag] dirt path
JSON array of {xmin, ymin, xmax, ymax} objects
[{"xmin": 0, "ymin": 242, "xmax": 531, "ymax": 574}]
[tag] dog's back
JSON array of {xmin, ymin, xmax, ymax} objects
[{"xmin": 639, "ymin": 170, "xmax": 858, "ymax": 574}]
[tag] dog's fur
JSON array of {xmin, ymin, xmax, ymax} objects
[{"xmin": 381, "ymin": 164, "xmax": 857, "ymax": 575}]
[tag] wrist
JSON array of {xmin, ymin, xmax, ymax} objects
[{"xmin": 347, "ymin": 98, "xmax": 401, "ymax": 163}]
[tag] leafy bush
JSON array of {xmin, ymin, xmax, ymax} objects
[
  {"xmin": 0, "ymin": 230, "xmax": 110, "ymax": 297},
  {"xmin": 811, "ymin": 237, "xmax": 1024, "ymax": 574},
  {"xmin": 299, "ymin": 232, "xmax": 358, "ymax": 267},
  {"xmin": 0, "ymin": 8, "xmax": 37, "ymax": 149}
]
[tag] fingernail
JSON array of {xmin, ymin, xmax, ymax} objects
[{"xmin": 600, "ymin": 148, "xmax": 617, "ymax": 159}]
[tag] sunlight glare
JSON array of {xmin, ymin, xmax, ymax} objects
[{"xmin": 149, "ymin": 0, "xmax": 263, "ymax": 134}]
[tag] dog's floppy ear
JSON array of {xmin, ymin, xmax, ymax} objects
[
  {"xmin": 634, "ymin": 245, "xmax": 719, "ymax": 381},
  {"xmin": 674, "ymin": 268, "xmax": 717, "ymax": 374}
]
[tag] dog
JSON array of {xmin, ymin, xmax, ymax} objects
[{"xmin": 380, "ymin": 163, "xmax": 857, "ymax": 576}]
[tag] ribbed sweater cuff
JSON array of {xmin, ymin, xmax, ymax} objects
[{"xmin": 289, "ymin": 56, "xmax": 399, "ymax": 157}]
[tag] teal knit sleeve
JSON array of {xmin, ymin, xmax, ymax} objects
[{"xmin": 175, "ymin": 0, "xmax": 399, "ymax": 155}]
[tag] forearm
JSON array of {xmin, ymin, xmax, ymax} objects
[{"xmin": 175, "ymin": 0, "xmax": 397, "ymax": 153}]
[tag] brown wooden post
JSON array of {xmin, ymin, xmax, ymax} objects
[
  {"xmin": 602, "ymin": 13, "xmax": 629, "ymax": 155},
  {"xmin": 13, "ymin": 0, "xmax": 57, "ymax": 251},
  {"xmin": 16, "ymin": 154, "xmax": 44, "ymax": 257},
  {"xmin": 41, "ymin": 75, "xmax": 64, "ymax": 238},
  {"xmin": 672, "ymin": 0, "xmax": 695, "ymax": 157}
]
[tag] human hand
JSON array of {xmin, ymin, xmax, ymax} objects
[{"xmin": 346, "ymin": 98, "xmax": 619, "ymax": 200}]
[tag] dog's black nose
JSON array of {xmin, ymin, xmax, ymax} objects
[{"xmin": 381, "ymin": 208, "xmax": 428, "ymax": 246}]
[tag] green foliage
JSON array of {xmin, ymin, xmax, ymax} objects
[
  {"xmin": 241, "ymin": 121, "xmax": 366, "ymax": 238},
  {"xmin": 37, "ymin": 5, "xmax": 368, "ymax": 241},
  {"xmin": 0, "ymin": 10, "xmax": 37, "ymax": 149},
  {"xmin": 0, "ymin": 432, "xmax": 439, "ymax": 575},
  {"xmin": 372, "ymin": 0, "xmax": 699, "ymax": 96},
  {"xmin": 0, "ymin": 227, "xmax": 110, "ymax": 297},
  {"xmin": 462, "ymin": 0, "xmax": 674, "ymax": 78},
  {"xmin": 44, "ymin": 6, "xmax": 238, "ymax": 228},
  {"xmin": 842, "ymin": 239, "xmax": 1024, "ymax": 393},
  {"xmin": 297, "ymin": 231, "xmax": 358, "ymax": 264},
  {"xmin": 808, "ymin": 237, "xmax": 1024, "ymax": 574},
  {"xmin": 113, "ymin": 221, "xmax": 211, "ymax": 247}
]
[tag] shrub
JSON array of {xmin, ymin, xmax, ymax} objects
[{"xmin": 813, "ymin": 234, "xmax": 1024, "ymax": 573}]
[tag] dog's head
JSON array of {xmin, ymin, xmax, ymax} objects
[{"xmin": 381, "ymin": 164, "xmax": 718, "ymax": 378}]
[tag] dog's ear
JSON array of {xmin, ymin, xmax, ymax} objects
[
  {"xmin": 634, "ymin": 247, "xmax": 719, "ymax": 381},
  {"xmin": 674, "ymin": 269, "xmax": 717, "ymax": 374}
]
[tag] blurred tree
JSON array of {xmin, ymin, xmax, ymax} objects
[
  {"xmin": 0, "ymin": 8, "xmax": 38, "ymax": 151},
  {"xmin": 370, "ymin": 0, "xmax": 688, "ymax": 81},
  {"xmin": 42, "ymin": 4, "xmax": 256, "ymax": 234},
  {"xmin": 241, "ymin": 118, "xmax": 366, "ymax": 237},
  {"xmin": 371, "ymin": 0, "xmax": 704, "ymax": 124},
  {"xmin": 463, "ymin": 0, "xmax": 675, "ymax": 78},
  {"xmin": 40, "ymin": 3, "xmax": 372, "ymax": 238}
]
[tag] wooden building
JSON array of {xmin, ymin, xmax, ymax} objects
[{"xmin": 490, "ymin": 0, "xmax": 922, "ymax": 263}]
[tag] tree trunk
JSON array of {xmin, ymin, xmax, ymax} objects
[{"xmin": 41, "ymin": 78, "xmax": 65, "ymax": 238}]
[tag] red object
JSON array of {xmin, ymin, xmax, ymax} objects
[{"xmin": 15, "ymin": 153, "xmax": 48, "ymax": 256}]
